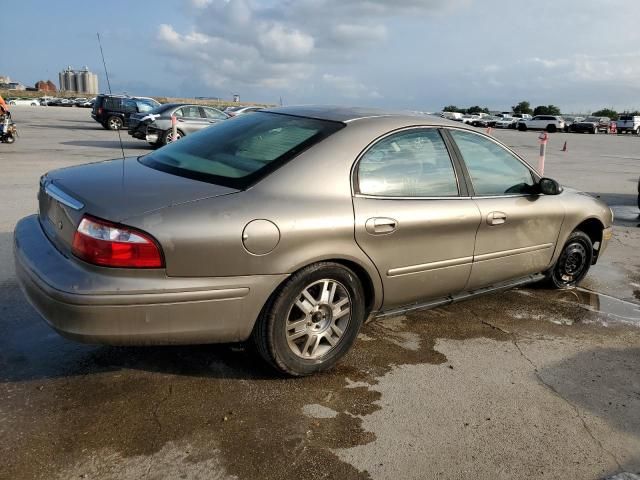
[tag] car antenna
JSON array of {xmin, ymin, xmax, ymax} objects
[{"xmin": 97, "ymin": 32, "xmax": 127, "ymax": 177}]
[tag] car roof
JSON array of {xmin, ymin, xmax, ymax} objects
[{"xmin": 261, "ymin": 105, "xmax": 462, "ymax": 127}]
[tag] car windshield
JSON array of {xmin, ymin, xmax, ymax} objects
[
  {"xmin": 584, "ymin": 116, "xmax": 600, "ymax": 122},
  {"xmin": 140, "ymin": 112, "xmax": 344, "ymax": 189}
]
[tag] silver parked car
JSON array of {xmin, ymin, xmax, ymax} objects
[
  {"xmin": 14, "ymin": 107, "xmax": 613, "ymax": 376},
  {"xmin": 128, "ymin": 103, "xmax": 229, "ymax": 146}
]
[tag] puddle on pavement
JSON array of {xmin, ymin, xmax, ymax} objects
[
  {"xmin": 1, "ymin": 282, "xmax": 511, "ymax": 480},
  {"xmin": 515, "ymin": 287, "xmax": 640, "ymax": 327},
  {"xmin": 610, "ymin": 205, "xmax": 640, "ymax": 227},
  {"xmin": 2, "ymin": 279, "xmax": 640, "ymax": 479}
]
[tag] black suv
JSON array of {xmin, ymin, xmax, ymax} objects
[{"xmin": 92, "ymin": 95, "xmax": 161, "ymax": 130}]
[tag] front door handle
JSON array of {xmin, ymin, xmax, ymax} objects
[
  {"xmin": 487, "ymin": 211, "xmax": 507, "ymax": 226},
  {"xmin": 365, "ymin": 217, "xmax": 398, "ymax": 235}
]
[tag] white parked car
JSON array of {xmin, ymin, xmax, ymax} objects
[
  {"xmin": 494, "ymin": 117, "xmax": 516, "ymax": 129},
  {"xmin": 616, "ymin": 115, "xmax": 640, "ymax": 134},
  {"xmin": 441, "ymin": 111, "xmax": 463, "ymax": 121},
  {"xmin": 517, "ymin": 115, "xmax": 565, "ymax": 133},
  {"xmin": 461, "ymin": 114, "xmax": 481, "ymax": 124},
  {"xmin": 7, "ymin": 98, "xmax": 40, "ymax": 107}
]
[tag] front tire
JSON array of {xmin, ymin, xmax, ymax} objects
[
  {"xmin": 253, "ymin": 262, "xmax": 365, "ymax": 376},
  {"xmin": 546, "ymin": 231, "xmax": 593, "ymax": 289},
  {"xmin": 162, "ymin": 129, "xmax": 183, "ymax": 145}
]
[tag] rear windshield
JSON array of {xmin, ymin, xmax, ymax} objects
[{"xmin": 140, "ymin": 112, "xmax": 344, "ymax": 189}]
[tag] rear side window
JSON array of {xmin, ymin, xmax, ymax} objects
[
  {"xmin": 175, "ymin": 106, "xmax": 201, "ymax": 118},
  {"xmin": 104, "ymin": 97, "xmax": 122, "ymax": 110},
  {"xmin": 450, "ymin": 130, "xmax": 535, "ymax": 196},
  {"xmin": 358, "ymin": 129, "xmax": 459, "ymax": 197},
  {"xmin": 140, "ymin": 112, "xmax": 343, "ymax": 189},
  {"xmin": 203, "ymin": 107, "xmax": 227, "ymax": 120}
]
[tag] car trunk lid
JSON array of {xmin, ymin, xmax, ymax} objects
[{"xmin": 39, "ymin": 157, "xmax": 238, "ymax": 256}]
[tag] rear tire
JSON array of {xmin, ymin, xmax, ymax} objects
[
  {"xmin": 518, "ymin": 124, "xmax": 527, "ymax": 131},
  {"xmin": 547, "ymin": 124, "xmax": 557, "ymax": 133},
  {"xmin": 253, "ymin": 262, "xmax": 365, "ymax": 376},
  {"xmin": 106, "ymin": 116, "xmax": 123, "ymax": 130},
  {"xmin": 546, "ymin": 231, "xmax": 593, "ymax": 289}
]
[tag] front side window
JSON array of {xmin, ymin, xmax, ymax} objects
[
  {"xmin": 140, "ymin": 112, "xmax": 343, "ymax": 189},
  {"xmin": 123, "ymin": 99, "xmax": 137, "ymax": 113},
  {"xmin": 450, "ymin": 130, "xmax": 535, "ymax": 196},
  {"xmin": 358, "ymin": 129, "xmax": 459, "ymax": 197},
  {"xmin": 136, "ymin": 100, "xmax": 157, "ymax": 113}
]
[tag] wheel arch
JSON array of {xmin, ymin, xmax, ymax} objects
[
  {"xmin": 259, "ymin": 256, "xmax": 382, "ymax": 324},
  {"xmin": 572, "ymin": 217, "xmax": 605, "ymax": 264}
]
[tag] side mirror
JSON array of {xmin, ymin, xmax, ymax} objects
[{"xmin": 539, "ymin": 177, "xmax": 563, "ymax": 195}]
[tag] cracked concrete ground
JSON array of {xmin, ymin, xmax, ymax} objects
[{"xmin": 1, "ymin": 107, "xmax": 639, "ymax": 480}]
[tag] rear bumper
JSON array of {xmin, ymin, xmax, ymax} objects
[{"xmin": 14, "ymin": 215, "xmax": 287, "ymax": 345}]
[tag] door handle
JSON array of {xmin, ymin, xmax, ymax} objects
[
  {"xmin": 365, "ymin": 217, "xmax": 398, "ymax": 235},
  {"xmin": 487, "ymin": 211, "xmax": 507, "ymax": 226}
]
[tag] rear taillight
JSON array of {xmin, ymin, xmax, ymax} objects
[
  {"xmin": 72, "ymin": 215, "xmax": 164, "ymax": 268},
  {"xmin": 98, "ymin": 107, "xmax": 103, "ymax": 115}
]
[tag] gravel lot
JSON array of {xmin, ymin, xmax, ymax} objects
[{"xmin": 1, "ymin": 106, "xmax": 639, "ymax": 480}]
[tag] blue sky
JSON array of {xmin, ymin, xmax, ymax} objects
[{"xmin": 5, "ymin": 0, "xmax": 640, "ymax": 112}]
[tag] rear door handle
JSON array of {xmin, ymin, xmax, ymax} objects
[
  {"xmin": 487, "ymin": 211, "xmax": 507, "ymax": 226},
  {"xmin": 365, "ymin": 217, "xmax": 398, "ymax": 235}
]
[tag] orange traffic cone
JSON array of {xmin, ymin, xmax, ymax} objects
[
  {"xmin": 561, "ymin": 141, "xmax": 567, "ymax": 152},
  {"xmin": 486, "ymin": 127, "xmax": 492, "ymax": 134}
]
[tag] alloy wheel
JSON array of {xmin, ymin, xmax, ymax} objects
[
  {"xmin": 285, "ymin": 279, "xmax": 351, "ymax": 359},
  {"xmin": 108, "ymin": 117, "xmax": 123, "ymax": 130}
]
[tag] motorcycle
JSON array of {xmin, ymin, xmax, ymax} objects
[{"xmin": 0, "ymin": 111, "xmax": 17, "ymax": 143}]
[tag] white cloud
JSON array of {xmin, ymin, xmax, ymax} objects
[
  {"xmin": 322, "ymin": 74, "xmax": 381, "ymax": 99},
  {"xmin": 156, "ymin": 0, "xmax": 468, "ymax": 99},
  {"xmin": 331, "ymin": 24, "xmax": 387, "ymax": 44},
  {"xmin": 257, "ymin": 24, "xmax": 315, "ymax": 61}
]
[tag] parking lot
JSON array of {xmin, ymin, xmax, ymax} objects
[{"xmin": 1, "ymin": 106, "xmax": 639, "ymax": 480}]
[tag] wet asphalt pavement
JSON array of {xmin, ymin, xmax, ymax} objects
[{"xmin": 1, "ymin": 108, "xmax": 639, "ymax": 480}]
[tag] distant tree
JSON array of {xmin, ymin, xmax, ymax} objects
[
  {"xmin": 443, "ymin": 105, "xmax": 466, "ymax": 113},
  {"xmin": 592, "ymin": 108, "xmax": 618, "ymax": 120},
  {"xmin": 467, "ymin": 105, "xmax": 490, "ymax": 115},
  {"xmin": 533, "ymin": 105, "xmax": 561, "ymax": 116},
  {"xmin": 512, "ymin": 101, "xmax": 532, "ymax": 115}
]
